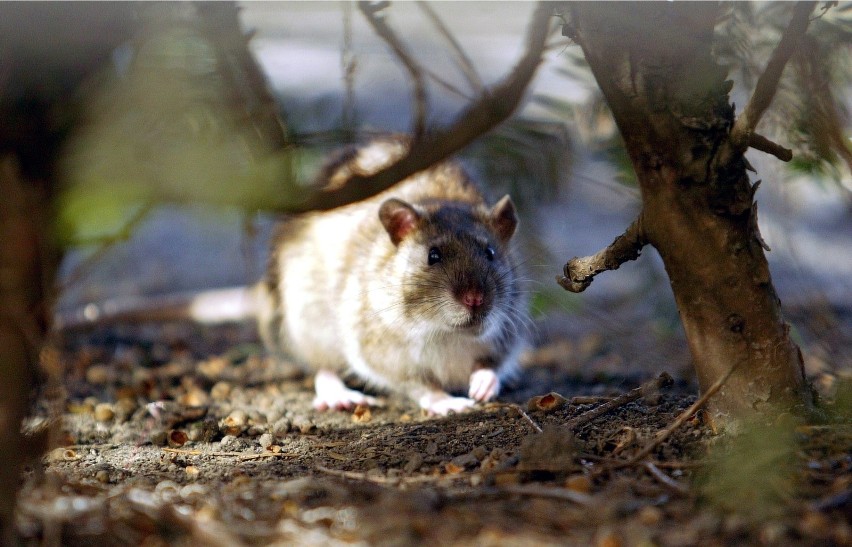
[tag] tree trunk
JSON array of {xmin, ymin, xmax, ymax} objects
[{"xmin": 565, "ymin": 2, "xmax": 813, "ymax": 422}]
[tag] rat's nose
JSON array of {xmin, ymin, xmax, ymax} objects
[{"xmin": 460, "ymin": 289, "xmax": 484, "ymax": 310}]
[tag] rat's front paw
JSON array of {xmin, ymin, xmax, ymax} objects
[
  {"xmin": 468, "ymin": 368, "xmax": 500, "ymax": 402},
  {"xmin": 313, "ymin": 388, "xmax": 380, "ymax": 411},
  {"xmin": 313, "ymin": 369, "xmax": 382, "ymax": 411},
  {"xmin": 418, "ymin": 391, "xmax": 477, "ymax": 416}
]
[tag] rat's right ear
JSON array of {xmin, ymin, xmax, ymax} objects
[{"xmin": 379, "ymin": 198, "xmax": 420, "ymax": 245}]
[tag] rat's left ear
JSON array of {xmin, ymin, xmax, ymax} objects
[
  {"xmin": 490, "ymin": 195, "xmax": 517, "ymax": 242},
  {"xmin": 379, "ymin": 198, "xmax": 421, "ymax": 246}
]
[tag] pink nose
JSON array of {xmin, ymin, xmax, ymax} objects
[{"xmin": 461, "ymin": 290, "xmax": 484, "ymax": 309}]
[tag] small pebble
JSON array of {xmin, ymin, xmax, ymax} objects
[
  {"xmin": 271, "ymin": 418, "xmax": 292, "ymax": 437},
  {"xmin": 221, "ymin": 410, "xmax": 248, "ymax": 435},
  {"xmin": 565, "ymin": 474, "xmax": 592, "ymax": 494},
  {"xmin": 219, "ymin": 435, "xmax": 239, "ymax": 451},
  {"xmin": 180, "ymin": 388, "xmax": 208, "ymax": 407},
  {"xmin": 94, "ymin": 403, "xmax": 115, "ymax": 422},
  {"xmin": 149, "ymin": 431, "xmax": 168, "ymax": 446},
  {"xmin": 291, "ymin": 415, "xmax": 314, "ymax": 434},
  {"xmin": 83, "ymin": 397, "xmax": 99, "ymax": 413},
  {"xmin": 114, "ymin": 398, "xmax": 137, "ymax": 422},
  {"xmin": 259, "ymin": 433, "xmax": 274, "ymax": 450},
  {"xmin": 210, "ymin": 381, "xmax": 232, "ymax": 401},
  {"xmin": 95, "ymin": 470, "xmax": 110, "ymax": 483},
  {"xmin": 85, "ymin": 364, "xmax": 111, "ymax": 385},
  {"xmin": 637, "ymin": 505, "xmax": 663, "ymax": 526}
]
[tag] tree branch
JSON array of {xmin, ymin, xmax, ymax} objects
[
  {"xmin": 729, "ymin": 1, "xmax": 816, "ymax": 151},
  {"xmin": 557, "ymin": 215, "xmax": 647, "ymax": 293},
  {"xmin": 749, "ymin": 133, "xmax": 793, "ymax": 162},
  {"xmin": 416, "ymin": 0, "xmax": 485, "ymax": 94},
  {"xmin": 359, "ymin": 1, "xmax": 428, "ymax": 138},
  {"xmin": 295, "ymin": 1, "xmax": 553, "ymax": 212},
  {"xmin": 195, "ymin": 2, "xmax": 289, "ymax": 151}
]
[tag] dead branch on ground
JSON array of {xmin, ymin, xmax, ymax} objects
[
  {"xmin": 564, "ymin": 373, "xmax": 674, "ymax": 431},
  {"xmin": 624, "ymin": 360, "xmax": 741, "ymax": 466}
]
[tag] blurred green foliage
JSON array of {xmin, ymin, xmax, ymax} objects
[
  {"xmin": 537, "ymin": 2, "xmax": 852, "ymax": 190},
  {"xmin": 696, "ymin": 416, "xmax": 799, "ymax": 520},
  {"xmin": 57, "ymin": 4, "xmax": 300, "ymax": 247}
]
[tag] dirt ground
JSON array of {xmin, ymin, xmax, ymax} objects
[{"xmin": 14, "ymin": 303, "xmax": 852, "ymax": 546}]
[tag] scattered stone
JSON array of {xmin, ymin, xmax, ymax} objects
[
  {"xmin": 219, "ymin": 435, "xmax": 239, "ymax": 451},
  {"xmin": 259, "ymin": 433, "xmax": 274, "ymax": 450},
  {"xmin": 637, "ymin": 505, "xmax": 663, "ymax": 526},
  {"xmin": 565, "ymin": 474, "xmax": 592, "ymax": 494},
  {"xmin": 352, "ymin": 404, "xmax": 372, "ymax": 423},
  {"xmin": 271, "ymin": 418, "xmax": 292, "ymax": 437},
  {"xmin": 210, "ymin": 381, "xmax": 232, "ymax": 401},
  {"xmin": 94, "ymin": 403, "xmax": 115, "ymax": 422},
  {"xmin": 85, "ymin": 364, "xmax": 112, "ymax": 385}
]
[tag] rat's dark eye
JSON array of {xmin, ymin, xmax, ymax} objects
[
  {"xmin": 485, "ymin": 246, "xmax": 495, "ymax": 261},
  {"xmin": 428, "ymin": 247, "xmax": 442, "ymax": 265}
]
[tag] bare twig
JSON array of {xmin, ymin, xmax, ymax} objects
[
  {"xmin": 729, "ymin": 1, "xmax": 816, "ymax": 151},
  {"xmin": 557, "ymin": 215, "xmax": 647, "ymax": 293},
  {"xmin": 296, "ymin": 1, "xmax": 553, "ymax": 212},
  {"xmin": 626, "ymin": 359, "xmax": 741, "ymax": 465},
  {"xmin": 644, "ymin": 461, "xmax": 689, "ymax": 496},
  {"xmin": 58, "ymin": 202, "xmax": 155, "ymax": 293},
  {"xmin": 162, "ymin": 448, "xmax": 297, "ymax": 460},
  {"xmin": 314, "ymin": 465, "xmax": 483, "ymax": 486},
  {"xmin": 195, "ymin": 2, "xmax": 289, "ymax": 151},
  {"xmin": 416, "ymin": 0, "xmax": 485, "ymax": 94},
  {"xmin": 565, "ymin": 373, "xmax": 674, "ymax": 431},
  {"xmin": 341, "ymin": 0, "xmax": 357, "ymax": 140},
  {"xmin": 423, "ymin": 66, "xmax": 474, "ymax": 100},
  {"xmin": 359, "ymin": 1, "xmax": 428, "ymax": 138},
  {"xmin": 500, "ymin": 483, "xmax": 593, "ymax": 505},
  {"xmin": 749, "ymin": 132, "xmax": 793, "ymax": 161},
  {"xmin": 508, "ymin": 403, "xmax": 543, "ymax": 433}
]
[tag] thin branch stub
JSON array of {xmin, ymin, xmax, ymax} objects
[
  {"xmin": 749, "ymin": 133, "xmax": 793, "ymax": 162},
  {"xmin": 557, "ymin": 216, "xmax": 647, "ymax": 293},
  {"xmin": 729, "ymin": 1, "xmax": 816, "ymax": 152}
]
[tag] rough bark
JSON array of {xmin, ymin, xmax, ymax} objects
[
  {"xmin": 0, "ymin": 4, "xmax": 138, "ymax": 538},
  {"xmin": 561, "ymin": 2, "xmax": 814, "ymax": 422},
  {"xmin": 0, "ymin": 158, "xmax": 46, "ymax": 543}
]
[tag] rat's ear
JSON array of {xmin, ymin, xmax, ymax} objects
[
  {"xmin": 490, "ymin": 195, "xmax": 517, "ymax": 242},
  {"xmin": 379, "ymin": 198, "xmax": 421, "ymax": 245}
]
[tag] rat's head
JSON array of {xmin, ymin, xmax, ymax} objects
[{"xmin": 378, "ymin": 195, "xmax": 520, "ymax": 336}]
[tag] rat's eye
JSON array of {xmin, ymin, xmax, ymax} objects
[
  {"xmin": 485, "ymin": 246, "xmax": 495, "ymax": 261},
  {"xmin": 428, "ymin": 247, "xmax": 442, "ymax": 265}
]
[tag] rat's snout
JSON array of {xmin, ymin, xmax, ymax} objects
[{"xmin": 460, "ymin": 289, "xmax": 484, "ymax": 310}]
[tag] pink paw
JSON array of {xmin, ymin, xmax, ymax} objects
[
  {"xmin": 313, "ymin": 370, "xmax": 381, "ymax": 411},
  {"xmin": 468, "ymin": 369, "xmax": 500, "ymax": 402},
  {"xmin": 418, "ymin": 391, "xmax": 477, "ymax": 416}
]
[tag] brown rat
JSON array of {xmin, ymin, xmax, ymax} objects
[
  {"xmin": 257, "ymin": 139, "xmax": 529, "ymax": 415},
  {"xmin": 56, "ymin": 139, "xmax": 529, "ymax": 415}
]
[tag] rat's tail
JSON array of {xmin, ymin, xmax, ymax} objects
[{"xmin": 54, "ymin": 284, "xmax": 263, "ymax": 331}]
